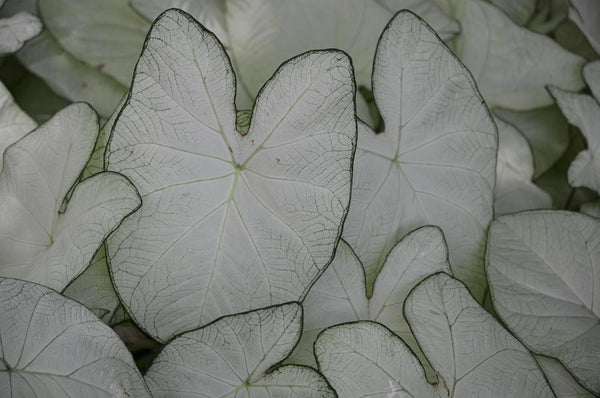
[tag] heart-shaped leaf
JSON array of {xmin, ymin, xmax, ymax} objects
[
  {"xmin": 106, "ymin": 9, "xmax": 356, "ymax": 342},
  {"xmin": 486, "ymin": 210, "xmax": 600, "ymax": 394},
  {"xmin": 315, "ymin": 321, "xmax": 443, "ymax": 397},
  {"xmin": 341, "ymin": 10, "xmax": 496, "ymax": 299},
  {"xmin": 0, "ymin": 277, "xmax": 150, "ymax": 397},
  {"xmin": 405, "ymin": 272, "xmax": 554, "ymax": 397},
  {"xmin": 0, "ymin": 103, "xmax": 141, "ymax": 291},
  {"xmin": 145, "ymin": 303, "xmax": 334, "ymax": 397}
]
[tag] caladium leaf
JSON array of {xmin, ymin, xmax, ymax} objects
[
  {"xmin": 405, "ymin": 272, "xmax": 555, "ymax": 397},
  {"xmin": 17, "ymin": 31, "xmax": 126, "ymax": 118},
  {"xmin": 62, "ymin": 246, "xmax": 121, "ymax": 324},
  {"xmin": 494, "ymin": 117, "xmax": 552, "ymax": 214},
  {"xmin": 488, "ymin": 0, "xmax": 536, "ymax": 25},
  {"xmin": 314, "ymin": 321, "xmax": 443, "ymax": 397},
  {"xmin": 536, "ymin": 355, "xmax": 596, "ymax": 398},
  {"xmin": 569, "ymin": 0, "xmax": 600, "ymax": 55},
  {"xmin": 106, "ymin": 9, "xmax": 356, "ymax": 342},
  {"xmin": 341, "ymin": 10, "xmax": 496, "ymax": 299},
  {"xmin": 0, "ymin": 80, "xmax": 36, "ymax": 173},
  {"xmin": 288, "ymin": 226, "xmax": 450, "ymax": 373},
  {"xmin": 549, "ymin": 61, "xmax": 600, "ymax": 193},
  {"xmin": 494, "ymin": 106, "xmax": 569, "ymax": 178},
  {"xmin": 0, "ymin": 277, "xmax": 150, "ymax": 397},
  {"xmin": 0, "ymin": 103, "xmax": 141, "ymax": 291},
  {"xmin": 38, "ymin": 0, "xmax": 148, "ymax": 86},
  {"xmin": 0, "ymin": 10, "xmax": 41, "ymax": 56},
  {"xmin": 443, "ymin": 0, "xmax": 585, "ymax": 110},
  {"xmin": 486, "ymin": 211, "xmax": 600, "ymax": 394},
  {"xmin": 145, "ymin": 303, "xmax": 335, "ymax": 397},
  {"xmin": 226, "ymin": 0, "xmax": 459, "ymax": 100}
]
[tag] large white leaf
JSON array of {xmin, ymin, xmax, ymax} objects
[
  {"xmin": 38, "ymin": 0, "xmax": 148, "ymax": 86},
  {"xmin": 0, "ymin": 103, "xmax": 141, "ymax": 291},
  {"xmin": 536, "ymin": 355, "xmax": 597, "ymax": 398},
  {"xmin": 17, "ymin": 31, "xmax": 126, "ymax": 118},
  {"xmin": 405, "ymin": 272, "xmax": 555, "ymax": 397},
  {"xmin": 0, "ymin": 80, "xmax": 36, "ymax": 173},
  {"xmin": 486, "ymin": 211, "xmax": 600, "ymax": 394},
  {"xmin": 569, "ymin": 0, "xmax": 600, "ymax": 55},
  {"xmin": 145, "ymin": 303, "xmax": 335, "ymax": 397},
  {"xmin": 494, "ymin": 117, "xmax": 552, "ymax": 214},
  {"xmin": 226, "ymin": 0, "xmax": 459, "ymax": 100},
  {"xmin": 289, "ymin": 226, "xmax": 451, "ymax": 371},
  {"xmin": 106, "ymin": 9, "xmax": 356, "ymax": 342},
  {"xmin": 0, "ymin": 11, "xmax": 41, "ymax": 56},
  {"xmin": 314, "ymin": 321, "xmax": 444, "ymax": 397},
  {"xmin": 341, "ymin": 10, "xmax": 496, "ymax": 299},
  {"xmin": 494, "ymin": 106, "xmax": 570, "ymax": 178},
  {"xmin": 549, "ymin": 61, "xmax": 600, "ymax": 193},
  {"xmin": 441, "ymin": 0, "xmax": 585, "ymax": 109},
  {"xmin": 0, "ymin": 277, "xmax": 150, "ymax": 397}
]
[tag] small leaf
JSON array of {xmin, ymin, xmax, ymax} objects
[
  {"xmin": 405, "ymin": 272, "xmax": 555, "ymax": 397},
  {"xmin": 0, "ymin": 277, "xmax": 150, "ymax": 397},
  {"xmin": 145, "ymin": 303, "xmax": 335, "ymax": 397},
  {"xmin": 0, "ymin": 103, "xmax": 141, "ymax": 291},
  {"xmin": 486, "ymin": 211, "xmax": 600, "ymax": 394},
  {"xmin": 314, "ymin": 321, "xmax": 443, "ymax": 397}
]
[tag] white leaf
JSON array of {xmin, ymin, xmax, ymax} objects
[
  {"xmin": 486, "ymin": 211, "xmax": 600, "ymax": 394},
  {"xmin": 342, "ymin": 10, "xmax": 496, "ymax": 300},
  {"xmin": 314, "ymin": 321, "xmax": 444, "ymax": 398},
  {"xmin": 0, "ymin": 11, "xmax": 41, "ymax": 56},
  {"xmin": 494, "ymin": 106, "xmax": 570, "ymax": 177},
  {"xmin": 489, "ymin": 0, "xmax": 536, "ymax": 25},
  {"xmin": 447, "ymin": 0, "xmax": 585, "ymax": 109},
  {"xmin": 38, "ymin": 0, "xmax": 149, "ymax": 86},
  {"xmin": 17, "ymin": 31, "xmax": 126, "ymax": 118},
  {"xmin": 536, "ymin": 355, "xmax": 596, "ymax": 398},
  {"xmin": 106, "ymin": 9, "xmax": 356, "ymax": 342},
  {"xmin": 0, "ymin": 277, "xmax": 150, "ymax": 397},
  {"xmin": 405, "ymin": 272, "xmax": 555, "ymax": 397},
  {"xmin": 0, "ymin": 81, "xmax": 36, "ymax": 173},
  {"xmin": 145, "ymin": 303, "xmax": 334, "ymax": 397},
  {"xmin": 494, "ymin": 117, "xmax": 552, "ymax": 214},
  {"xmin": 289, "ymin": 226, "xmax": 450, "ymax": 374},
  {"xmin": 226, "ymin": 0, "xmax": 458, "ymax": 101},
  {"xmin": 569, "ymin": 0, "xmax": 600, "ymax": 55},
  {"xmin": 62, "ymin": 246, "xmax": 121, "ymax": 324},
  {"xmin": 0, "ymin": 103, "xmax": 141, "ymax": 291}
]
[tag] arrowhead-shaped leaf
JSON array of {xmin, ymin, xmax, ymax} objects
[
  {"xmin": 486, "ymin": 211, "xmax": 600, "ymax": 394},
  {"xmin": 314, "ymin": 321, "xmax": 443, "ymax": 397},
  {"xmin": 289, "ymin": 226, "xmax": 450, "ymax": 374},
  {"xmin": 145, "ymin": 303, "xmax": 335, "ymax": 397},
  {"xmin": 106, "ymin": 9, "xmax": 356, "ymax": 342},
  {"xmin": 341, "ymin": 10, "xmax": 496, "ymax": 299},
  {"xmin": 0, "ymin": 277, "xmax": 150, "ymax": 397},
  {"xmin": 0, "ymin": 103, "xmax": 141, "ymax": 291},
  {"xmin": 405, "ymin": 272, "xmax": 555, "ymax": 397}
]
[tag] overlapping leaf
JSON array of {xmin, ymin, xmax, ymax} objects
[
  {"xmin": 0, "ymin": 1, "xmax": 41, "ymax": 56},
  {"xmin": 0, "ymin": 277, "xmax": 150, "ymax": 397},
  {"xmin": 0, "ymin": 81, "xmax": 36, "ymax": 173},
  {"xmin": 0, "ymin": 103, "xmax": 141, "ymax": 291},
  {"xmin": 569, "ymin": 0, "xmax": 600, "ymax": 55},
  {"xmin": 486, "ymin": 211, "xmax": 600, "ymax": 394},
  {"xmin": 106, "ymin": 9, "xmax": 356, "ymax": 342},
  {"xmin": 341, "ymin": 10, "xmax": 496, "ymax": 299},
  {"xmin": 536, "ymin": 355, "xmax": 596, "ymax": 398},
  {"xmin": 405, "ymin": 272, "xmax": 555, "ymax": 397},
  {"xmin": 145, "ymin": 303, "xmax": 334, "ymax": 397}
]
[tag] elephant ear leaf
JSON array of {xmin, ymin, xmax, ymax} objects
[
  {"xmin": 0, "ymin": 103, "xmax": 141, "ymax": 292},
  {"xmin": 0, "ymin": 277, "xmax": 150, "ymax": 397},
  {"xmin": 106, "ymin": 9, "xmax": 356, "ymax": 342},
  {"xmin": 144, "ymin": 303, "xmax": 335, "ymax": 397}
]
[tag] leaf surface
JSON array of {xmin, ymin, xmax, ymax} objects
[
  {"xmin": 486, "ymin": 211, "xmax": 600, "ymax": 394},
  {"xmin": 569, "ymin": 0, "xmax": 600, "ymax": 54},
  {"xmin": 536, "ymin": 355, "xmax": 596, "ymax": 398},
  {"xmin": 0, "ymin": 11, "xmax": 41, "ymax": 56},
  {"xmin": 0, "ymin": 81, "xmax": 36, "ymax": 173},
  {"xmin": 145, "ymin": 303, "xmax": 334, "ymax": 397},
  {"xmin": 0, "ymin": 277, "xmax": 150, "ymax": 397},
  {"xmin": 106, "ymin": 9, "xmax": 356, "ymax": 342},
  {"xmin": 341, "ymin": 10, "xmax": 496, "ymax": 299}
]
